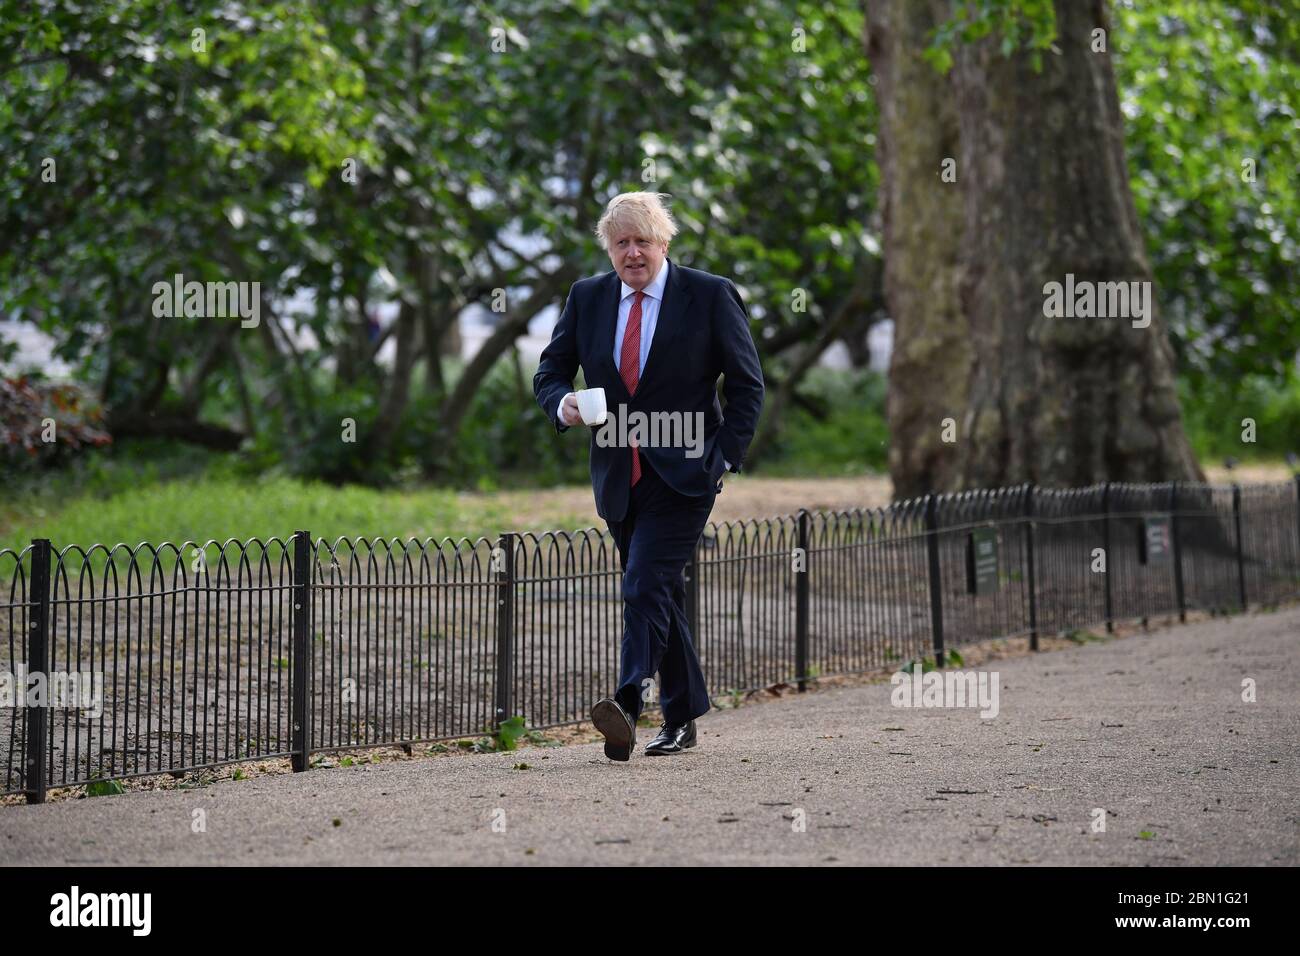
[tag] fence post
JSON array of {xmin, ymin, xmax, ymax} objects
[
  {"xmin": 924, "ymin": 495, "xmax": 945, "ymax": 668},
  {"xmin": 291, "ymin": 530, "xmax": 313, "ymax": 773},
  {"xmin": 795, "ymin": 510, "xmax": 810, "ymax": 692},
  {"xmin": 1294, "ymin": 474, "xmax": 1300, "ymax": 595},
  {"xmin": 493, "ymin": 533, "xmax": 516, "ymax": 730},
  {"xmin": 1102, "ymin": 482, "xmax": 1114, "ymax": 634},
  {"xmin": 1024, "ymin": 485, "xmax": 1038, "ymax": 652},
  {"xmin": 1170, "ymin": 482, "xmax": 1186, "ymax": 623},
  {"xmin": 1232, "ymin": 484, "xmax": 1247, "ymax": 611},
  {"xmin": 685, "ymin": 538, "xmax": 699, "ymax": 653},
  {"xmin": 24, "ymin": 539, "xmax": 51, "ymax": 805}
]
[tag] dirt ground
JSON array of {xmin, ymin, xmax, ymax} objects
[
  {"xmin": 480, "ymin": 474, "xmax": 889, "ymax": 535},
  {"xmin": 4, "ymin": 603, "xmax": 1295, "ymax": 866},
  {"xmin": 0, "ymin": 607, "xmax": 1217, "ymax": 807},
  {"xmin": 468, "ymin": 464, "xmax": 1292, "ymax": 535}
]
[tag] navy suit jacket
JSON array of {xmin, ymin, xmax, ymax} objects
[{"xmin": 533, "ymin": 257, "xmax": 765, "ymax": 523}]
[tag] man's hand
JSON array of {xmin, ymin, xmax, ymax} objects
[{"xmin": 559, "ymin": 391, "xmax": 583, "ymax": 426}]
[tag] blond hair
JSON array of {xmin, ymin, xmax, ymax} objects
[{"xmin": 594, "ymin": 191, "xmax": 679, "ymax": 253}]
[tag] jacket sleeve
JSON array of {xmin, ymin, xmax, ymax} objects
[
  {"xmin": 712, "ymin": 278, "xmax": 765, "ymax": 472},
  {"xmin": 532, "ymin": 282, "xmax": 581, "ymax": 434}
]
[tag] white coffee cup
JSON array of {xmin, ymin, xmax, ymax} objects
[{"xmin": 576, "ymin": 387, "xmax": 607, "ymax": 425}]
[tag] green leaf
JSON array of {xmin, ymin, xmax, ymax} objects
[
  {"xmin": 495, "ymin": 715, "xmax": 527, "ymax": 752},
  {"xmin": 86, "ymin": 778, "xmax": 126, "ymax": 797}
]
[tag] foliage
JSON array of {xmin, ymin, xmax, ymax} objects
[
  {"xmin": 758, "ymin": 367, "xmax": 889, "ymax": 476},
  {"xmin": 85, "ymin": 776, "xmax": 126, "ymax": 797},
  {"xmin": 457, "ymin": 717, "xmax": 528, "ymax": 753},
  {"xmin": 1, "ymin": 0, "xmax": 371, "ymax": 415},
  {"xmin": 1179, "ymin": 374, "xmax": 1300, "ymax": 462},
  {"xmin": 1, "ymin": 0, "xmax": 877, "ymax": 485},
  {"xmin": 494, "ymin": 716, "xmax": 528, "ymax": 752},
  {"xmin": 924, "ymin": 0, "xmax": 1059, "ymax": 73},
  {"xmin": 1113, "ymin": 1, "xmax": 1300, "ymax": 387},
  {"xmin": 920, "ymin": 0, "xmax": 1299, "ymax": 392},
  {"xmin": 0, "ymin": 376, "xmax": 111, "ymax": 468},
  {"xmin": 0, "ymin": 0, "xmax": 1293, "ymax": 488}
]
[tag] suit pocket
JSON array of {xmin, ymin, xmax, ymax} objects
[{"xmin": 707, "ymin": 444, "xmax": 727, "ymax": 485}]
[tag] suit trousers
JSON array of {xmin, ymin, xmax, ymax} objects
[{"xmin": 607, "ymin": 456, "xmax": 715, "ymax": 726}]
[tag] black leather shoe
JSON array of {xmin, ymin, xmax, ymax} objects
[
  {"xmin": 644, "ymin": 719, "xmax": 697, "ymax": 756},
  {"xmin": 591, "ymin": 698, "xmax": 636, "ymax": 762}
]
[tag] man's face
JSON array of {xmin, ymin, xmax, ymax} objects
[{"xmin": 608, "ymin": 230, "xmax": 668, "ymax": 291}]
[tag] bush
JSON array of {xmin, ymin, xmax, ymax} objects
[
  {"xmin": 267, "ymin": 357, "xmax": 590, "ymax": 490},
  {"xmin": 757, "ymin": 366, "xmax": 890, "ymax": 476},
  {"xmin": 281, "ymin": 383, "xmax": 385, "ymax": 485},
  {"xmin": 1180, "ymin": 374, "xmax": 1300, "ymax": 463},
  {"xmin": 0, "ymin": 376, "xmax": 111, "ymax": 470},
  {"xmin": 405, "ymin": 358, "xmax": 588, "ymax": 489},
  {"xmin": 411, "ymin": 360, "xmax": 891, "ymax": 485}
]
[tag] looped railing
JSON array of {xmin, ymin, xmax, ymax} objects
[{"xmin": 4, "ymin": 479, "xmax": 1298, "ymax": 802}]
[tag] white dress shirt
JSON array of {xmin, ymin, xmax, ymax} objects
[
  {"xmin": 558, "ymin": 258, "xmax": 729, "ymax": 473},
  {"xmin": 611, "ymin": 255, "xmax": 669, "ymax": 375}
]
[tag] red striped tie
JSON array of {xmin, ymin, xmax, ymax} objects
[{"xmin": 619, "ymin": 290, "xmax": 645, "ymax": 486}]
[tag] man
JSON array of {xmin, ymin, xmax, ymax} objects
[{"xmin": 533, "ymin": 191, "xmax": 765, "ymax": 761}]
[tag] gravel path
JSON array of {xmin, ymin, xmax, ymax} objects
[{"xmin": 2, "ymin": 605, "xmax": 1296, "ymax": 866}]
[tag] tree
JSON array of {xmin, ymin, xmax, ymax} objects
[
  {"xmin": 2, "ymin": 0, "xmax": 883, "ymax": 484},
  {"xmin": 863, "ymin": 0, "xmax": 968, "ymax": 494},
  {"xmin": 1112, "ymin": 1, "xmax": 1300, "ymax": 389},
  {"xmin": 0, "ymin": 0, "xmax": 371, "ymax": 449},
  {"xmin": 866, "ymin": 0, "xmax": 1205, "ymax": 495}
]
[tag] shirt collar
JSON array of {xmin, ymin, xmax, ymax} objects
[{"xmin": 620, "ymin": 256, "xmax": 669, "ymax": 303}]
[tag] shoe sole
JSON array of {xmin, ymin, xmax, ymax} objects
[{"xmin": 591, "ymin": 700, "xmax": 634, "ymax": 762}]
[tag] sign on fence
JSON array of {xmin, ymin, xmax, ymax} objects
[
  {"xmin": 1139, "ymin": 515, "xmax": 1172, "ymax": 564},
  {"xmin": 966, "ymin": 527, "xmax": 999, "ymax": 595}
]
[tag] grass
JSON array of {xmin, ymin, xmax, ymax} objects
[
  {"xmin": 1, "ymin": 435, "xmax": 598, "ymax": 554},
  {"xmin": 1, "ymin": 472, "xmax": 592, "ymax": 554},
  {"xmin": 3, "ymin": 476, "xmax": 509, "ymax": 551},
  {"xmin": 5, "ymin": 360, "xmax": 1295, "ymax": 554}
]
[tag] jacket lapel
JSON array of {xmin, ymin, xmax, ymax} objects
[{"xmin": 594, "ymin": 270, "xmax": 624, "ymax": 393}]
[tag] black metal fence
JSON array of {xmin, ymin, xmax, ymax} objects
[{"xmin": 4, "ymin": 478, "xmax": 1298, "ymax": 803}]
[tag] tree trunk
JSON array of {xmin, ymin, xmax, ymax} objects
[
  {"xmin": 336, "ymin": 267, "xmax": 376, "ymax": 388},
  {"xmin": 369, "ymin": 289, "xmax": 419, "ymax": 463},
  {"xmin": 953, "ymin": 0, "xmax": 1202, "ymax": 488},
  {"xmin": 429, "ymin": 271, "xmax": 574, "ymax": 475},
  {"xmin": 107, "ymin": 411, "xmax": 244, "ymax": 451},
  {"xmin": 865, "ymin": 0, "xmax": 1204, "ymax": 495},
  {"xmin": 864, "ymin": 0, "xmax": 971, "ymax": 499}
]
